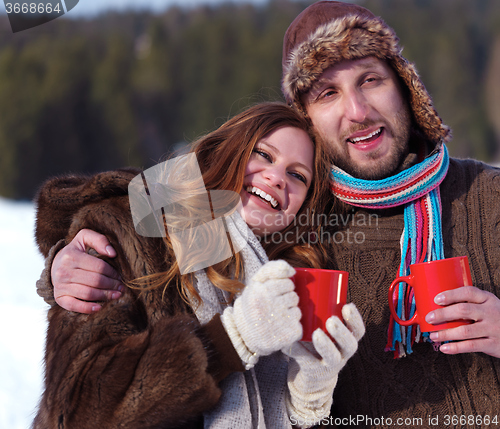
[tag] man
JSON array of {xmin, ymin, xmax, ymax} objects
[
  {"xmin": 38, "ymin": 1, "xmax": 500, "ymax": 427},
  {"xmin": 279, "ymin": 1, "xmax": 500, "ymax": 426}
]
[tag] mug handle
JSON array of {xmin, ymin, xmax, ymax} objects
[{"xmin": 388, "ymin": 275, "xmax": 418, "ymax": 326}]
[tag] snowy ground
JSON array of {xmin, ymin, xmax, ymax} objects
[{"xmin": 0, "ymin": 197, "xmax": 47, "ymax": 429}]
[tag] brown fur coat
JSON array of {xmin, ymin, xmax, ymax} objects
[{"xmin": 32, "ymin": 169, "xmax": 244, "ymax": 429}]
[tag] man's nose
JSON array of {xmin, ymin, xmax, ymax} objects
[{"xmin": 343, "ymin": 89, "xmax": 369, "ymax": 123}]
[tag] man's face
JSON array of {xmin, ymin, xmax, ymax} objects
[{"xmin": 303, "ymin": 56, "xmax": 412, "ymax": 180}]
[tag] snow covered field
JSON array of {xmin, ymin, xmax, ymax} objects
[{"xmin": 0, "ymin": 197, "xmax": 47, "ymax": 429}]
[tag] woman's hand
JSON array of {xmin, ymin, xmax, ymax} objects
[
  {"xmin": 425, "ymin": 286, "xmax": 500, "ymax": 358},
  {"xmin": 282, "ymin": 303, "xmax": 365, "ymax": 428},
  {"xmin": 51, "ymin": 229, "xmax": 123, "ymax": 313},
  {"xmin": 220, "ymin": 260, "xmax": 303, "ymax": 369}
]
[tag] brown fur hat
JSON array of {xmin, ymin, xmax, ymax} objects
[{"xmin": 282, "ymin": 1, "xmax": 451, "ymax": 146}]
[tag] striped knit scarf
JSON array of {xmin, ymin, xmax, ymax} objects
[{"xmin": 331, "ymin": 144, "xmax": 449, "ymax": 358}]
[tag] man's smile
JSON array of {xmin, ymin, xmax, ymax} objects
[{"xmin": 347, "ymin": 127, "xmax": 383, "ymax": 144}]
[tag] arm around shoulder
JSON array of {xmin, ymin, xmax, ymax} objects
[
  {"xmin": 36, "ymin": 239, "xmax": 67, "ymax": 307},
  {"xmin": 33, "ymin": 171, "xmax": 241, "ymax": 428}
]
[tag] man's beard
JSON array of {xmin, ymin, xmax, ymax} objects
[{"xmin": 322, "ymin": 107, "xmax": 412, "ymax": 180}]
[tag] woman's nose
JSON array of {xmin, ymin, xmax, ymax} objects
[{"xmin": 264, "ymin": 166, "xmax": 286, "ymax": 189}]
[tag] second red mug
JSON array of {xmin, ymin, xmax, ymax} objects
[{"xmin": 388, "ymin": 256, "xmax": 473, "ymax": 332}]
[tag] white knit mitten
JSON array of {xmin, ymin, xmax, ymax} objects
[
  {"xmin": 221, "ymin": 260, "xmax": 302, "ymax": 369},
  {"xmin": 282, "ymin": 303, "xmax": 365, "ymax": 428}
]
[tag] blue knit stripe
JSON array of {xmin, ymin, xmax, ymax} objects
[
  {"xmin": 383, "ymin": 148, "xmax": 449, "ymax": 357},
  {"xmin": 332, "ymin": 146, "xmax": 449, "ymax": 209},
  {"xmin": 332, "ymin": 146, "xmax": 448, "ymax": 191},
  {"xmin": 332, "ymin": 145, "xmax": 450, "ymax": 357}
]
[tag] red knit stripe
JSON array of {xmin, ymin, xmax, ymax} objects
[
  {"xmin": 332, "ymin": 160, "xmax": 442, "ymax": 201},
  {"xmin": 419, "ymin": 198, "xmax": 430, "ymax": 263}
]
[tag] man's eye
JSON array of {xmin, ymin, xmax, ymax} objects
[
  {"xmin": 362, "ymin": 76, "xmax": 380, "ymax": 86},
  {"xmin": 319, "ymin": 89, "xmax": 336, "ymax": 99}
]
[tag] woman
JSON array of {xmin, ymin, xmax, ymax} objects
[{"xmin": 33, "ymin": 102, "xmax": 364, "ymax": 429}]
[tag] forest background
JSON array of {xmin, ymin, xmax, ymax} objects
[{"xmin": 1, "ymin": 0, "xmax": 499, "ymax": 200}]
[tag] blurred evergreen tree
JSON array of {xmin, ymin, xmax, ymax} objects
[
  {"xmin": 0, "ymin": 0, "xmax": 498, "ymax": 199},
  {"xmin": 0, "ymin": 40, "xmax": 51, "ymax": 198},
  {"xmin": 364, "ymin": 0, "xmax": 498, "ymax": 160},
  {"xmin": 90, "ymin": 34, "xmax": 142, "ymax": 169},
  {"xmin": 485, "ymin": 36, "xmax": 500, "ymax": 160}
]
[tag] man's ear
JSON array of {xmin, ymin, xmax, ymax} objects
[{"xmin": 294, "ymin": 97, "xmax": 310, "ymax": 120}]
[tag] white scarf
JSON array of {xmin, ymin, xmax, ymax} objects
[{"xmin": 193, "ymin": 212, "xmax": 292, "ymax": 429}]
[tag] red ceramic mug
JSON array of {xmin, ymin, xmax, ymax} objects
[
  {"xmin": 293, "ymin": 268, "xmax": 348, "ymax": 342},
  {"xmin": 388, "ymin": 256, "xmax": 473, "ymax": 332}
]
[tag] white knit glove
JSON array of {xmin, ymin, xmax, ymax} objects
[
  {"xmin": 282, "ymin": 303, "xmax": 365, "ymax": 428},
  {"xmin": 220, "ymin": 260, "xmax": 302, "ymax": 369}
]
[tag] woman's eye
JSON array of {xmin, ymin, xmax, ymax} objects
[
  {"xmin": 254, "ymin": 149, "xmax": 272, "ymax": 161},
  {"xmin": 290, "ymin": 171, "xmax": 307, "ymax": 185}
]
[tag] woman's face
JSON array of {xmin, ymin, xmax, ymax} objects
[{"xmin": 239, "ymin": 126, "xmax": 314, "ymax": 237}]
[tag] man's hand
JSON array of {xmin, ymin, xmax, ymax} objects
[
  {"xmin": 51, "ymin": 229, "xmax": 123, "ymax": 314},
  {"xmin": 425, "ymin": 286, "xmax": 500, "ymax": 358}
]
